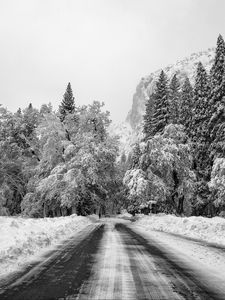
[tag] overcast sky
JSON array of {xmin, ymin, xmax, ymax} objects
[{"xmin": 0, "ymin": 0, "xmax": 225, "ymax": 122}]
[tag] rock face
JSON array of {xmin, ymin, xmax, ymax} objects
[
  {"xmin": 111, "ymin": 47, "xmax": 216, "ymax": 156},
  {"xmin": 126, "ymin": 48, "xmax": 215, "ymax": 129},
  {"xmin": 109, "ymin": 121, "xmax": 143, "ymax": 156}
]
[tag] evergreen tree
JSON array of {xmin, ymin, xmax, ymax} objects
[
  {"xmin": 40, "ymin": 102, "xmax": 53, "ymax": 115},
  {"xmin": 190, "ymin": 63, "xmax": 211, "ymax": 214},
  {"xmin": 208, "ymin": 35, "xmax": 225, "ymax": 158},
  {"xmin": 59, "ymin": 82, "xmax": 75, "ymax": 122},
  {"xmin": 143, "ymin": 94, "xmax": 155, "ymax": 139},
  {"xmin": 16, "ymin": 108, "xmax": 22, "ymax": 116},
  {"xmin": 179, "ymin": 76, "xmax": 193, "ymax": 132},
  {"xmin": 210, "ymin": 34, "xmax": 225, "ymax": 89},
  {"xmin": 191, "ymin": 62, "xmax": 209, "ymax": 142},
  {"xmin": 150, "ymin": 71, "xmax": 169, "ymax": 135},
  {"xmin": 120, "ymin": 152, "xmax": 127, "ymax": 164},
  {"xmin": 131, "ymin": 143, "xmax": 141, "ymax": 168},
  {"xmin": 168, "ymin": 74, "xmax": 180, "ymax": 124}
]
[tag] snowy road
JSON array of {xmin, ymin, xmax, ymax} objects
[{"xmin": 1, "ymin": 219, "xmax": 225, "ymax": 300}]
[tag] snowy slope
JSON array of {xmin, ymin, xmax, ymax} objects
[{"xmin": 0, "ymin": 215, "xmax": 93, "ymax": 279}]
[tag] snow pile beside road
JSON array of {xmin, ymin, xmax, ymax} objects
[
  {"xmin": 117, "ymin": 211, "xmax": 133, "ymax": 219},
  {"xmin": 134, "ymin": 214, "xmax": 225, "ymax": 246},
  {"xmin": 0, "ymin": 215, "xmax": 92, "ymax": 278}
]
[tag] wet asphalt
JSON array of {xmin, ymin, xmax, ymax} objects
[{"xmin": 0, "ymin": 219, "xmax": 225, "ymax": 300}]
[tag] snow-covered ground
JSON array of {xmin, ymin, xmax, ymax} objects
[
  {"xmin": 132, "ymin": 214, "xmax": 225, "ymax": 280},
  {"xmin": 134, "ymin": 214, "xmax": 225, "ymax": 246},
  {"xmin": 0, "ymin": 214, "xmax": 93, "ymax": 279}
]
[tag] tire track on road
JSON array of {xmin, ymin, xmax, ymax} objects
[
  {"xmin": 116, "ymin": 223, "xmax": 225, "ymax": 300},
  {"xmin": 0, "ymin": 224, "xmax": 104, "ymax": 300}
]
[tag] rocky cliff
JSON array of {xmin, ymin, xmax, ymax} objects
[
  {"xmin": 111, "ymin": 47, "xmax": 216, "ymax": 156},
  {"xmin": 126, "ymin": 48, "xmax": 215, "ymax": 129}
]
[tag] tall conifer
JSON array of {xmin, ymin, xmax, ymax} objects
[
  {"xmin": 168, "ymin": 74, "xmax": 180, "ymax": 124},
  {"xmin": 191, "ymin": 62, "xmax": 209, "ymax": 142},
  {"xmin": 150, "ymin": 71, "xmax": 169, "ymax": 135},
  {"xmin": 208, "ymin": 35, "xmax": 225, "ymax": 158},
  {"xmin": 59, "ymin": 82, "xmax": 75, "ymax": 122},
  {"xmin": 179, "ymin": 77, "xmax": 193, "ymax": 133},
  {"xmin": 143, "ymin": 94, "xmax": 155, "ymax": 139}
]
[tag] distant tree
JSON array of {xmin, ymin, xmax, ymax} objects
[
  {"xmin": 22, "ymin": 104, "xmax": 40, "ymax": 139},
  {"xmin": 120, "ymin": 152, "xmax": 127, "ymax": 164},
  {"xmin": 16, "ymin": 108, "xmax": 22, "ymax": 116},
  {"xmin": 150, "ymin": 71, "xmax": 169, "ymax": 135},
  {"xmin": 40, "ymin": 102, "xmax": 53, "ymax": 115},
  {"xmin": 59, "ymin": 82, "xmax": 75, "ymax": 122},
  {"xmin": 168, "ymin": 74, "xmax": 180, "ymax": 124},
  {"xmin": 179, "ymin": 77, "xmax": 193, "ymax": 132}
]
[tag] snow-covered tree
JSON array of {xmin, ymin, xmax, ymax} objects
[
  {"xmin": 124, "ymin": 124, "xmax": 195, "ymax": 215},
  {"xmin": 21, "ymin": 102, "xmax": 120, "ymax": 217},
  {"xmin": 150, "ymin": 71, "xmax": 169, "ymax": 135},
  {"xmin": 208, "ymin": 35, "xmax": 225, "ymax": 158},
  {"xmin": 143, "ymin": 94, "xmax": 155, "ymax": 139},
  {"xmin": 59, "ymin": 82, "xmax": 75, "ymax": 122},
  {"xmin": 169, "ymin": 74, "xmax": 180, "ymax": 124},
  {"xmin": 179, "ymin": 76, "xmax": 193, "ymax": 132},
  {"xmin": 209, "ymin": 158, "xmax": 225, "ymax": 211}
]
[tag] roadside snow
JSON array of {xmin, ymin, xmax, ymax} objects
[
  {"xmin": 132, "ymin": 214, "xmax": 225, "ymax": 282},
  {"xmin": 0, "ymin": 214, "xmax": 93, "ymax": 279},
  {"xmin": 134, "ymin": 214, "xmax": 225, "ymax": 246}
]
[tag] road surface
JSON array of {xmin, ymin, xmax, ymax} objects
[{"xmin": 0, "ymin": 219, "xmax": 225, "ymax": 300}]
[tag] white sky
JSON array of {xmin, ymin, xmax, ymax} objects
[{"xmin": 0, "ymin": 0, "xmax": 225, "ymax": 122}]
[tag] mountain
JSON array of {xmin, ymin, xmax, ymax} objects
[
  {"xmin": 110, "ymin": 47, "xmax": 215, "ymax": 156},
  {"xmin": 126, "ymin": 48, "xmax": 215, "ymax": 129},
  {"xmin": 109, "ymin": 121, "xmax": 143, "ymax": 156}
]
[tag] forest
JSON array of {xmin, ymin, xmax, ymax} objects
[
  {"xmin": 0, "ymin": 85, "xmax": 127, "ymax": 217},
  {"xmin": 125, "ymin": 34, "xmax": 225, "ymax": 217},
  {"xmin": 1, "ymin": 34, "xmax": 225, "ymax": 218}
]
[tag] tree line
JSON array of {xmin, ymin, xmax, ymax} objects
[
  {"xmin": 0, "ymin": 83, "xmax": 126, "ymax": 217},
  {"xmin": 124, "ymin": 35, "xmax": 225, "ymax": 217}
]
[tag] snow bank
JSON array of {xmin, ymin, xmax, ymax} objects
[
  {"xmin": 117, "ymin": 212, "xmax": 133, "ymax": 219},
  {"xmin": 134, "ymin": 214, "xmax": 225, "ymax": 246},
  {"xmin": 0, "ymin": 214, "xmax": 93, "ymax": 278}
]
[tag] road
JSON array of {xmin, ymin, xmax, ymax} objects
[{"xmin": 0, "ymin": 219, "xmax": 225, "ymax": 300}]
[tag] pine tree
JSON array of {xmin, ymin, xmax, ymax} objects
[
  {"xmin": 190, "ymin": 63, "xmax": 211, "ymax": 214},
  {"xmin": 179, "ymin": 76, "xmax": 193, "ymax": 132},
  {"xmin": 210, "ymin": 34, "xmax": 225, "ymax": 89},
  {"xmin": 191, "ymin": 62, "xmax": 210, "ymax": 177},
  {"xmin": 59, "ymin": 82, "xmax": 75, "ymax": 122},
  {"xmin": 208, "ymin": 35, "xmax": 225, "ymax": 158},
  {"xmin": 131, "ymin": 143, "xmax": 141, "ymax": 168},
  {"xmin": 168, "ymin": 74, "xmax": 180, "ymax": 124},
  {"xmin": 150, "ymin": 71, "xmax": 169, "ymax": 135},
  {"xmin": 191, "ymin": 62, "xmax": 209, "ymax": 142},
  {"xmin": 143, "ymin": 93, "xmax": 155, "ymax": 139}
]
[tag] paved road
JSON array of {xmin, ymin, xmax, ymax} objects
[{"xmin": 1, "ymin": 220, "xmax": 225, "ymax": 300}]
